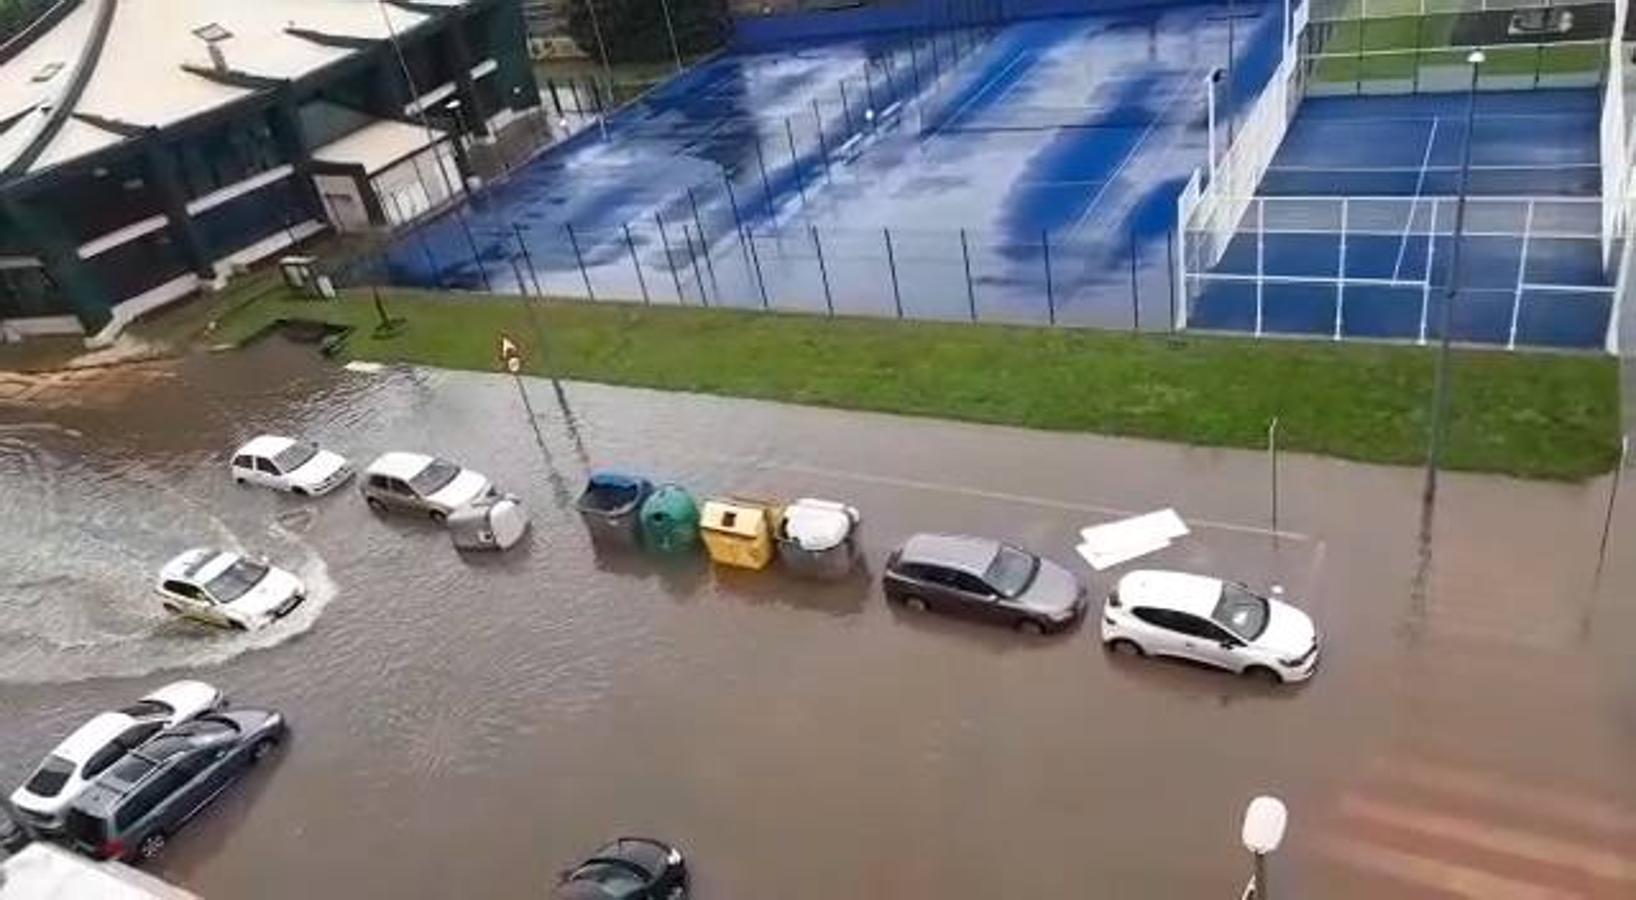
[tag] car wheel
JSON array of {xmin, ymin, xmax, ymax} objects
[
  {"xmin": 366, "ymin": 497, "xmax": 387, "ymax": 514},
  {"xmin": 1243, "ymin": 665, "xmax": 1283, "ymax": 686},
  {"xmin": 292, "ymin": 487, "xmax": 308, "ymax": 497},
  {"xmin": 903, "ymin": 596, "xmax": 928, "ymax": 613},
  {"xmin": 429, "ymin": 510, "xmax": 447, "ymax": 524},
  {"xmin": 137, "ymin": 832, "xmax": 166, "ymax": 860},
  {"xmin": 233, "ymin": 477, "xmax": 246, "ymax": 486},
  {"xmin": 249, "ymin": 738, "xmax": 278, "ymax": 765},
  {"xmin": 1016, "ymin": 618, "xmax": 1045, "ymax": 636},
  {"xmin": 1107, "ymin": 638, "xmax": 1144, "ymax": 657}
]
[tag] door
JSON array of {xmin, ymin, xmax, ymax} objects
[
  {"xmin": 947, "ymin": 570, "xmax": 1005, "ymax": 623},
  {"xmin": 1188, "ymin": 619, "xmax": 1248, "ymax": 672},
  {"xmin": 1165, "ymin": 612, "xmax": 1238, "ymax": 669},
  {"xmin": 1131, "ymin": 607, "xmax": 1190, "ymax": 660},
  {"xmin": 252, "ymin": 456, "xmax": 282, "ymax": 490}
]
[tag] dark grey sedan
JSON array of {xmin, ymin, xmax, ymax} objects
[
  {"xmin": 554, "ymin": 836, "xmax": 688, "ymax": 899},
  {"xmin": 883, "ymin": 533, "xmax": 1087, "ymax": 634}
]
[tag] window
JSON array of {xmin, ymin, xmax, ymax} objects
[
  {"xmin": 232, "ymin": 455, "xmax": 253, "ymax": 469},
  {"xmin": 116, "ymin": 722, "xmax": 162, "ymax": 749},
  {"xmin": 408, "ymin": 460, "xmax": 460, "ymax": 496},
  {"xmin": 203, "ymin": 558, "xmax": 269, "ymax": 604},
  {"xmin": 83, "ymin": 743, "xmax": 128, "ymax": 780},
  {"xmin": 983, "ymin": 546, "xmax": 1038, "ymax": 598},
  {"xmin": 23, "ymin": 755, "xmax": 75, "ymax": 796},
  {"xmin": 115, "ymin": 766, "xmax": 187, "ymax": 830},
  {"xmin": 1133, "ymin": 607, "xmax": 1179, "ymax": 632},
  {"xmin": 1167, "ymin": 612, "xmax": 1220, "ymax": 640},
  {"xmin": 1212, "ymin": 584, "xmax": 1270, "ymax": 640},
  {"xmin": 162, "ymin": 580, "xmax": 199, "ymax": 601},
  {"xmin": 254, "ymin": 457, "xmax": 279, "ymax": 475},
  {"xmin": 949, "ymin": 571, "xmax": 994, "ymax": 597},
  {"xmin": 272, "ymin": 441, "xmax": 318, "ymax": 473}
]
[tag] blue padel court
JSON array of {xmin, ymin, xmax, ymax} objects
[
  {"xmin": 371, "ymin": 2, "xmax": 1286, "ymax": 328},
  {"xmin": 1187, "ymin": 89, "xmax": 1617, "ymax": 349}
]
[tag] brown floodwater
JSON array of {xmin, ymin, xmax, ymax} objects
[{"xmin": 1, "ymin": 341, "xmax": 1632, "ymax": 898}]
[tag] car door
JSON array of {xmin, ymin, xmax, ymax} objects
[
  {"xmin": 1188, "ymin": 618, "xmax": 1248, "ymax": 672},
  {"xmin": 186, "ymin": 584, "xmax": 233, "ymax": 628},
  {"xmin": 231, "ymin": 454, "xmax": 256, "ymax": 485},
  {"xmin": 948, "ymin": 570, "xmax": 1006, "ymax": 622},
  {"xmin": 175, "ymin": 741, "xmax": 240, "ymax": 825},
  {"xmin": 253, "ymin": 456, "xmax": 285, "ymax": 491},
  {"xmin": 1130, "ymin": 607, "xmax": 1189, "ymax": 659},
  {"xmin": 161, "ymin": 581, "xmax": 214, "ymax": 625},
  {"xmin": 1163, "ymin": 612, "xmax": 1235, "ymax": 669},
  {"xmin": 387, "ymin": 476, "xmax": 422, "ymax": 512}
]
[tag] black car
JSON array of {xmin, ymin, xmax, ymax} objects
[
  {"xmin": 61, "ymin": 708, "xmax": 284, "ymax": 862},
  {"xmin": 882, "ymin": 533, "xmax": 1087, "ymax": 634},
  {"xmin": 554, "ymin": 837, "xmax": 688, "ymax": 900}
]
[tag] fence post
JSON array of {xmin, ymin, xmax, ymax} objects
[
  {"xmin": 416, "ymin": 227, "xmax": 444, "ymax": 289},
  {"xmin": 1042, "ymin": 229, "xmax": 1056, "ymax": 326},
  {"xmin": 882, "ymin": 52, "xmax": 897, "ymax": 99},
  {"xmin": 457, "ymin": 214, "xmax": 492, "ymax": 292},
  {"xmin": 512, "ymin": 222, "xmax": 542, "ymax": 297},
  {"xmin": 930, "ymin": 31, "xmax": 943, "ymax": 78},
  {"xmin": 960, "ymin": 228, "xmax": 977, "ymax": 321},
  {"xmin": 884, "ymin": 227, "xmax": 904, "ymax": 319},
  {"xmin": 784, "ymin": 118, "xmax": 806, "ymax": 203},
  {"xmin": 655, "ymin": 212, "xmax": 686, "ymax": 303},
  {"xmin": 565, "ymin": 223, "xmax": 595, "ymax": 301},
  {"xmin": 746, "ymin": 229, "xmax": 770, "ymax": 309},
  {"xmin": 622, "ymin": 223, "xmax": 650, "ymax": 304},
  {"xmin": 1129, "ymin": 228, "xmax": 1140, "ymax": 331},
  {"xmin": 839, "ymin": 80, "xmax": 854, "ymax": 131},
  {"xmin": 722, "ymin": 172, "xmax": 748, "ymax": 240},
  {"xmin": 686, "ymin": 188, "xmax": 719, "ymax": 290},
  {"xmin": 1167, "ymin": 224, "xmax": 1178, "ymax": 333},
  {"xmin": 682, "ymin": 224, "xmax": 710, "ymax": 306},
  {"xmin": 909, "ymin": 39, "xmax": 923, "ymax": 94},
  {"xmin": 811, "ymin": 226, "xmax": 835, "ymax": 315},
  {"xmin": 546, "ymin": 78, "xmax": 563, "ymax": 116},
  {"xmin": 753, "ymin": 139, "xmax": 775, "ymax": 219},
  {"xmin": 863, "ymin": 65, "xmax": 877, "ymax": 119},
  {"xmin": 812, "ymin": 99, "xmax": 832, "ymax": 183}
]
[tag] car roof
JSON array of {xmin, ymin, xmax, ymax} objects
[
  {"xmin": 51, "ymin": 712, "xmax": 136, "ymax": 762},
  {"xmin": 1118, "ymin": 569, "xmax": 1224, "ymax": 616},
  {"xmin": 365, "ymin": 451, "xmax": 435, "ymax": 479},
  {"xmin": 160, "ymin": 548, "xmax": 235, "ymax": 584},
  {"xmin": 899, "ymin": 533, "xmax": 1002, "ymax": 574},
  {"xmin": 236, "ymin": 435, "xmax": 295, "ymax": 458}
]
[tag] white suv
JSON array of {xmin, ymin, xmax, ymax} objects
[
  {"xmin": 9, "ymin": 681, "xmax": 223, "ymax": 836},
  {"xmin": 156, "ymin": 548, "xmax": 306, "ymax": 631},
  {"xmin": 230, "ymin": 435, "xmax": 352, "ymax": 496},
  {"xmin": 1100, "ymin": 570, "xmax": 1319, "ymax": 684}
]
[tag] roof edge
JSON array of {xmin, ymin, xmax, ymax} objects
[
  {"xmin": 2, "ymin": 0, "xmax": 117, "ymax": 178},
  {"xmin": 0, "ymin": 0, "xmax": 84, "ymax": 68}
]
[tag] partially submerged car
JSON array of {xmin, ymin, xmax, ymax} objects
[
  {"xmin": 360, "ymin": 451, "xmax": 495, "ymax": 522},
  {"xmin": 8, "ymin": 681, "xmax": 223, "ymax": 837},
  {"xmin": 156, "ymin": 549, "xmax": 305, "ymax": 630},
  {"xmin": 230, "ymin": 435, "xmax": 352, "ymax": 496},
  {"xmin": 554, "ymin": 837, "xmax": 689, "ymax": 900}
]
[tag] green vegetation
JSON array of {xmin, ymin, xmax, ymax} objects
[
  {"xmin": 208, "ymin": 288, "xmax": 1622, "ymax": 480},
  {"xmin": 1308, "ymin": 11, "xmax": 1603, "ymax": 85},
  {"xmin": 565, "ymin": 0, "xmax": 727, "ymax": 65}
]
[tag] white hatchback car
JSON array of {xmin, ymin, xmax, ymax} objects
[
  {"xmin": 156, "ymin": 548, "xmax": 306, "ymax": 630},
  {"xmin": 9, "ymin": 681, "xmax": 223, "ymax": 836},
  {"xmin": 1101, "ymin": 570, "xmax": 1320, "ymax": 683},
  {"xmin": 359, "ymin": 452, "xmax": 495, "ymax": 522},
  {"xmin": 230, "ymin": 435, "xmax": 352, "ymax": 496}
]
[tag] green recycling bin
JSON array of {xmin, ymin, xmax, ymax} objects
[{"xmin": 639, "ymin": 484, "xmax": 701, "ymax": 554}]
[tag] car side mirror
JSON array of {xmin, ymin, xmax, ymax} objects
[{"xmin": 1221, "ymin": 639, "xmax": 1242, "ymax": 650}]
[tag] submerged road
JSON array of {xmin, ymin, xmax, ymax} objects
[{"xmin": 0, "ymin": 341, "xmax": 1632, "ymax": 898}]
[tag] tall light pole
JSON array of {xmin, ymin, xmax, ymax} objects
[
  {"xmin": 376, "ymin": 0, "xmax": 460, "ymax": 200},
  {"xmin": 1226, "ymin": 0, "xmax": 1237, "ymax": 146},
  {"xmin": 659, "ymin": 0, "xmax": 684, "ymax": 73},
  {"xmin": 1421, "ymin": 51, "xmax": 1485, "ymax": 529},
  {"xmin": 1206, "ymin": 67, "xmax": 1224, "ymax": 182},
  {"xmin": 581, "ymin": 0, "xmax": 615, "ymax": 140},
  {"xmin": 1241, "ymin": 795, "xmax": 1289, "ymax": 900}
]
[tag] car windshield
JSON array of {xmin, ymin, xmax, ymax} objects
[
  {"xmin": 24, "ymin": 755, "xmax": 75, "ymax": 796},
  {"xmin": 272, "ymin": 441, "xmax": 319, "ymax": 473},
  {"xmin": 204, "ymin": 558, "xmax": 269, "ymax": 604},
  {"xmin": 1212, "ymin": 583, "xmax": 1271, "ymax": 639},
  {"xmin": 568, "ymin": 863, "xmax": 648, "ymax": 898},
  {"xmin": 408, "ymin": 459, "xmax": 460, "ymax": 496},
  {"xmin": 984, "ymin": 545, "xmax": 1039, "ymax": 598}
]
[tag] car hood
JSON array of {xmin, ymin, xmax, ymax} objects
[
  {"xmin": 289, "ymin": 450, "xmax": 350, "ymax": 488},
  {"xmin": 226, "ymin": 569, "xmax": 303, "ymax": 620},
  {"xmin": 427, "ymin": 469, "xmax": 492, "ymax": 510},
  {"xmin": 1254, "ymin": 600, "xmax": 1317, "ymax": 657},
  {"xmin": 1016, "ymin": 559, "xmax": 1083, "ymax": 615}
]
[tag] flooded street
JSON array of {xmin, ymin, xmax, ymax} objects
[{"xmin": 1, "ymin": 342, "xmax": 1633, "ymax": 898}]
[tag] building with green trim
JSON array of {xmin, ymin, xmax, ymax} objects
[{"xmin": 0, "ymin": 0, "xmax": 541, "ymax": 342}]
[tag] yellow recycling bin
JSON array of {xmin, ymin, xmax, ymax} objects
[{"xmin": 698, "ymin": 497, "xmax": 779, "ymax": 570}]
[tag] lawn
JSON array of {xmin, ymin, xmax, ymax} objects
[
  {"xmin": 1308, "ymin": 12, "xmax": 1603, "ymax": 85},
  {"xmin": 208, "ymin": 288, "xmax": 1623, "ymax": 480}
]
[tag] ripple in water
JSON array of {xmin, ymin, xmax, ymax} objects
[{"xmin": 0, "ymin": 424, "xmax": 339, "ymax": 684}]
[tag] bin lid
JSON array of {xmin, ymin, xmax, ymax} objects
[
  {"xmin": 700, "ymin": 499, "xmax": 769, "ymax": 538},
  {"xmin": 783, "ymin": 498, "xmax": 855, "ymax": 551},
  {"xmin": 588, "ymin": 471, "xmax": 650, "ymax": 492}
]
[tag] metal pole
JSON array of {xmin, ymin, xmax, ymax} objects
[
  {"xmin": 840, "ymin": 79, "xmax": 854, "ymax": 130},
  {"xmin": 1167, "ymin": 224, "xmax": 1178, "ymax": 332},
  {"xmin": 812, "ymin": 100, "xmax": 832, "ymax": 184},
  {"xmin": 753, "ymin": 138, "xmax": 775, "ymax": 219},
  {"xmin": 658, "ymin": 0, "xmax": 684, "ymax": 73},
  {"xmin": 1206, "ymin": 71, "xmax": 1221, "ymax": 182},
  {"xmin": 811, "ymin": 226, "xmax": 835, "ymax": 315},
  {"xmin": 1253, "ymin": 853, "xmax": 1269, "ymax": 900},
  {"xmin": 1422, "ymin": 52, "xmax": 1484, "ymax": 526},
  {"xmin": 863, "ymin": 65, "xmax": 877, "ymax": 120},
  {"xmin": 1269, "ymin": 417, "xmax": 1280, "ymax": 537},
  {"xmin": 512, "ymin": 223, "xmax": 542, "ymax": 296},
  {"xmin": 746, "ymin": 229, "xmax": 770, "ymax": 309},
  {"xmin": 909, "ymin": 39, "xmax": 923, "ymax": 94},
  {"xmin": 565, "ymin": 223, "xmax": 594, "ymax": 301},
  {"xmin": 722, "ymin": 172, "xmax": 748, "ymax": 239},
  {"xmin": 655, "ymin": 212, "xmax": 686, "ymax": 302},
  {"xmin": 579, "ymin": 0, "xmax": 615, "ymax": 140},
  {"xmin": 884, "ymin": 227, "xmax": 903, "ymax": 318},
  {"xmin": 960, "ymin": 229, "xmax": 977, "ymax": 321},
  {"xmin": 1593, "ymin": 436, "xmax": 1628, "ymax": 586},
  {"xmin": 682, "ymin": 224, "xmax": 710, "ymax": 306},
  {"xmin": 622, "ymin": 222, "xmax": 650, "ymax": 303},
  {"xmin": 457, "ymin": 215, "xmax": 492, "ymax": 291},
  {"xmin": 1042, "ymin": 229, "xmax": 1056, "ymax": 325},
  {"xmin": 785, "ymin": 118, "xmax": 806, "ymax": 203},
  {"xmin": 1129, "ymin": 229, "xmax": 1141, "ymax": 330},
  {"xmin": 686, "ymin": 188, "xmax": 719, "ymax": 290},
  {"xmin": 1226, "ymin": 0, "xmax": 1237, "ymax": 146}
]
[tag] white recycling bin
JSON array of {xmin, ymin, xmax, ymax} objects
[{"xmin": 448, "ymin": 494, "xmax": 529, "ymax": 551}]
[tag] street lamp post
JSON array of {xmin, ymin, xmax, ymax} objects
[
  {"xmin": 1226, "ymin": 0, "xmax": 1237, "ymax": 146},
  {"xmin": 1206, "ymin": 67, "xmax": 1224, "ymax": 182},
  {"xmin": 1421, "ymin": 51, "xmax": 1485, "ymax": 528},
  {"xmin": 580, "ymin": 0, "xmax": 615, "ymax": 140},
  {"xmin": 1241, "ymin": 795, "xmax": 1288, "ymax": 900}
]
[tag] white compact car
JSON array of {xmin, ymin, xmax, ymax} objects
[
  {"xmin": 9, "ymin": 681, "xmax": 223, "ymax": 836},
  {"xmin": 359, "ymin": 451, "xmax": 495, "ymax": 522},
  {"xmin": 1101, "ymin": 570, "xmax": 1320, "ymax": 684},
  {"xmin": 156, "ymin": 548, "xmax": 306, "ymax": 630},
  {"xmin": 230, "ymin": 435, "xmax": 352, "ymax": 496}
]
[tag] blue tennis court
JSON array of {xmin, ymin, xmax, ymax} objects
[
  {"xmin": 371, "ymin": 1, "xmax": 1286, "ymax": 328},
  {"xmin": 1188, "ymin": 89, "xmax": 1616, "ymax": 349}
]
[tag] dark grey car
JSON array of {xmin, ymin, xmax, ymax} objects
[
  {"xmin": 61, "ymin": 708, "xmax": 285, "ymax": 862},
  {"xmin": 882, "ymin": 533, "xmax": 1087, "ymax": 634}
]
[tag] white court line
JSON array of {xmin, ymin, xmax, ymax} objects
[
  {"xmin": 707, "ymin": 454, "xmax": 1312, "ymax": 541},
  {"xmin": 1064, "ymin": 67, "xmax": 1197, "ymax": 235},
  {"xmin": 1391, "ymin": 115, "xmax": 1439, "ymax": 281},
  {"xmin": 931, "ymin": 49, "xmax": 1030, "ymax": 137}
]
